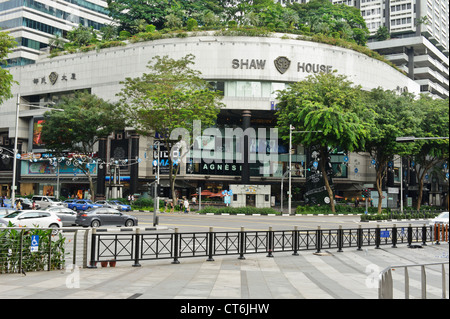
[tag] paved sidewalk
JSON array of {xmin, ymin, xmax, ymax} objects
[{"xmin": 0, "ymin": 243, "xmax": 448, "ymax": 300}]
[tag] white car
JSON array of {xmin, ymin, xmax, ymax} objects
[
  {"xmin": 429, "ymin": 211, "xmax": 449, "ymax": 227},
  {"xmin": 0, "ymin": 210, "xmax": 62, "ymax": 231}
]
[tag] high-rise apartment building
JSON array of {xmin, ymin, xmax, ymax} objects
[
  {"xmin": 0, "ymin": 0, "xmax": 112, "ymax": 67},
  {"xmin": 276, "ymin": 0, "xmax": 449, "ymax": 98}
]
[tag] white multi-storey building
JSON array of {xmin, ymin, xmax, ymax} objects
[
  {"xmin": 0, "ymin": 0, "xmax": 112, "ymax": 67},
  {"xmin": 276, "ymin": 0, "xmax": 449, "ymax": 98}
]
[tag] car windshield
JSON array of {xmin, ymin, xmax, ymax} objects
[
  {"xmin": 3, "ymin": 211, "xmax": 21, "ymax": 218},
  {"xmin": 438, "ymin": 212, "xmax": 448, "ymax": 219}
]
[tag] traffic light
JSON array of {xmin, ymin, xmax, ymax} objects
[{"xmin": 361, "ymin": 188, "xmax": 370, "ymax": 198}]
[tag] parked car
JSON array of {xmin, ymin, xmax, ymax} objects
[
  {"xmin": 95, "ymin": 200, "xmax": 123, "ymax": 210},
  {"xmin": 1, "ymin": 198, "xmax": 12, "ymax": 208},
  {"xmin": 94, "ymin": 200, "xmax": 131, "ymax": 212},
  {"xmin": 429, "ymin": 211, "xmax": 449, "ymax": 227},
  {"xmin": 31, "ymin": 195, "xmax": 63, "ymax": 209},
  {"xmin": 0, "ymin": 210, "xmax": 62, "ymax": 231},
  {"xmin": 62, "ymin": 199, "xmax": 76, "ymax": 207},
  {"xmin": 75, "ymin": 207, "xmax": 138, "ymax": 228},
  {"xmin": 0, "ymin": 208, "xmax": 14, "ymax": 218},
  {"xmin": 46, "ymin": 206, "xmax": 77, "ymax": 226},
  {"xmin": 68, "ymin": 199, "xmax": 102, "ymax": 211},
  {"xmin": 110, "ymin": 200, "xmax": 131, "ymax": 212}
]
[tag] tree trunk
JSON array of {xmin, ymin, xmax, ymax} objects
[{"xmin": 375, "ymin": 163, "xmax": 386, "ymax": 214}]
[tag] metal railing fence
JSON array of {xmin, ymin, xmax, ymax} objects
[
  {"xmin": 379, "ymin": 262, "xmax": 449, "ymax": 299},
  {"xmin": 87, "ymin": 224, "xmax": 440, "ymax": 267}
]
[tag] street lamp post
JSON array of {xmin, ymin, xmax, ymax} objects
[
  {"xmin": 288, "ymin": 126, "xmax": 322, "ymax": 215},
  {"xmin": 11, "ymin": 93, "xmax": 62, "ymax": 205}
]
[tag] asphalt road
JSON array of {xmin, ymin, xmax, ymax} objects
[{"xmin": 130, "ymin": 212, "xmax": 433, "ymax": 233}]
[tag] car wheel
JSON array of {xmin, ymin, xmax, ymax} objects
[
  {"xmin": 49, "ymin": 224, "xmax": 60, "ymax": 235},
  {"xmin": 91, "ymin": 220, "xmax": 101, "ymax": 228},
  {"xmin": 125, "ymin": 219, "xmax": 134, "ymax": 227}
]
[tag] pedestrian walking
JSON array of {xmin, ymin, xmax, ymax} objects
[{"xmin": 183, "ymin": 198, "xmax": 190, "ymax": 214}]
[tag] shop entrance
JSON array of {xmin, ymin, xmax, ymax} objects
[{"xmin": 246, "ymin": 194, "xmax": 256, "ymax": 207}]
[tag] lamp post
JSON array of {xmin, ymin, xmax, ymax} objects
[
  {"xmin": 11, "ymin": 94, "xmax": 62, "ymax": 205},
  {"xmin": 288, "ymin": 126, "xmax": 322, "ymax": 215}
]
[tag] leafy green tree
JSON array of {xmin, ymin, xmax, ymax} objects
[
  {"xmin": 117, "ymin": 54, "xmax": 224, "ymax": 203},
  {"xmin": 411, "ymin": 96, "xmax": 449, "ymax": 209},
  {"xmin": 66, "ymin": 25, "xmax": 97, "ymax": 47},
  {"xmin": 290, "ymin": 0, "xmax": 369, "ymax": 45},
  {"xmin": 363, "ymin": 89, "xmax": 420, "ymax": 213},
  {"xmin": 0, "ymin": 30, "xmax": 17, "ymax": 104},
  {"xmin": 276, "ymin": 72, "xmax": 369, "ymax": 212},
  {"xmin": 41, "ymin": 92, "xmax": 125, "ymax": 199}
]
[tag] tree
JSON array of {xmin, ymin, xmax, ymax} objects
[
  {"xmin": 117, "ymin": 54, "xmax": 223, "ymax": 203},
  {"xmin": 41, "ymin": 92, "xmax": 125, "ymax": 199},
  {"xmin": 276, "ymin": 72, "xmax": 369, "ymax": 213},
  {"xmin": 363, "ymin": 88, "xmax": 420, "ymax": 213},
  {"xmin": 411, "ymin": 96, "xmax": 449, "ymax": 209},
  {"xmin": 0, "ymin": 30, "xmax": 17, "ymax": 104}
]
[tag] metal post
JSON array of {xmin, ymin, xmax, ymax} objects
[
  {"xmin": 422, "ymin": 224, "xmax": 428, "ymax": 246},
  {"xmin": 172, "ymin": 228, "xmax": 180, "ymax": 264},
  {"xmin": 266, "ymin": 226, "xmax": 274, "ymax": 258},
  {"xmin": 48, "ymin": 231, "xmax": 52, "ymax": 271},
  {"xmin": 88, "ymin": 228, "xmax": 97, "ymax": 268},
  {"xmin": 357, "ymin": 225, "xmax": 363, "ymax": 251},
  {"xmin": 421, "ymin": 265, "xmax": 427, "ymax": 299},
  {"xmin": 11, "ymin": 94, "xmax": 20, "ymax": 205},
  {"xmin": 207, "ymin": 227, "xmax": 214, "ymax": 262},
  {"xmin": 238, "ymin": 227, "xmax": 246, "ymax": 260},
  {"xmin": 337, "ymin": 225, "xmax": 344, "ymax": 252},
  {"xmin": 392, "ymin": 224, "xmax": 397, "ymax": 248},
  {"xmin": 315, "ymin": 226, "xmax": 322, "ymax": 253},
  {"xmin": 375, "ymin": 225, "xmax": 381, "ymax": 249},
  {"xmin": 407, "ymin": 223, "xmax": 413, "ymax": 247},
  {"xmin": 292, "ymin": 226, "xmax": 299, "ymax": 256},
  {"xmin": 288, "ymin": 125, "xmax": 293, "ymax": 215},
  {"xmin": 132, "ymin": 228, "xmax": 141, "ymax": 267}
]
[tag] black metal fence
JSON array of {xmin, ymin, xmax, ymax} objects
[{"xmin": 88, "ymin": 224, "xmax": 438, "ymax": 268}]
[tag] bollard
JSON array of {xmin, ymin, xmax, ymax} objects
[
  {"xmin": 172, "ymin": 228, "xmax": 180, "ymax": 264},
  {"xmin": 337, "ymin": 225, "xmax": 343, "ymax": 252},
  {"xmin": 315, "ymin": 226, "xmax": 322, "ymax": 253},
  {"xmin": 132, "ymin": 228, "xmax": 141, "ymax": 267},
  {"xmin": 422, "ymin": 224, "xmax": 428, "ymax": 246},
  {"xmin": 435, "ymin": 224, "xmax": 440, "ymax": 245},
  {"xmin": 407, "ymin": 224, "xmax": 413, "ymax": 247},
  {"xmin": 392, "ymin": 224, "xmax": 397, "ymax": 248},
  {"xmin": 266, "ymin": 226, "xmax": 274, "ymax": 258},
  {"xmin": 88, "ymin": 228, "xmax": 97, "ymax": 268},
  {"xmin": 375, "ymin": 225, "xmax": 381, "ymax": 249},
  {"xmin": 292, "ymin": 226, "xmax": 299, "ymax": 256},
  {"xmin": 207, "ymin": 227, "xmax": 214, "ymax": 262},
  {"xmin": 357, "ymin": 225, "xmax": 363, "ymax": 251},
  {"xmin": 238, "ymin": 226, "xmax": 246, "ymax": 260}
]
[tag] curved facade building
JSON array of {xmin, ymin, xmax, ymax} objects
[{"xmin": 0, "ymin": 33, "xmax": 421, "ymax": 207}]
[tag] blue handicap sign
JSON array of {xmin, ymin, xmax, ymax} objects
[{"xmin": 31, "ymin": 235, "xmax": 39, "ymax": 252}]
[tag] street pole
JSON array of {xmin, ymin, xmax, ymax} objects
[
  {"xmin": 288, "ymin": 125, "xmax": 293, "ymax": 215},
  {"xmin": 11, "ymin": 94, "xmax": 20, "ymax": 205},
  {"xmin": 400, "ymin": 156, "xmax": 403, "ymax": 214}
]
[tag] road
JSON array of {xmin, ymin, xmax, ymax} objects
[{"xmin": 129, "ymin": 212, "xmax": 433, "ymax": 233}]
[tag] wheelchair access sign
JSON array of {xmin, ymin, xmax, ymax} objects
[{"xmin": 30, "ymin": 235, "xmax": 39, "ymax": 252}]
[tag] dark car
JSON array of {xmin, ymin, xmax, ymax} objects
[
  {"xmin": 75, "ymin": 207, "xmax": 138, "ymax": 228},
  {"xmin": 46, "ymin": 206, "xmax": 77, "ymax": 226}
]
